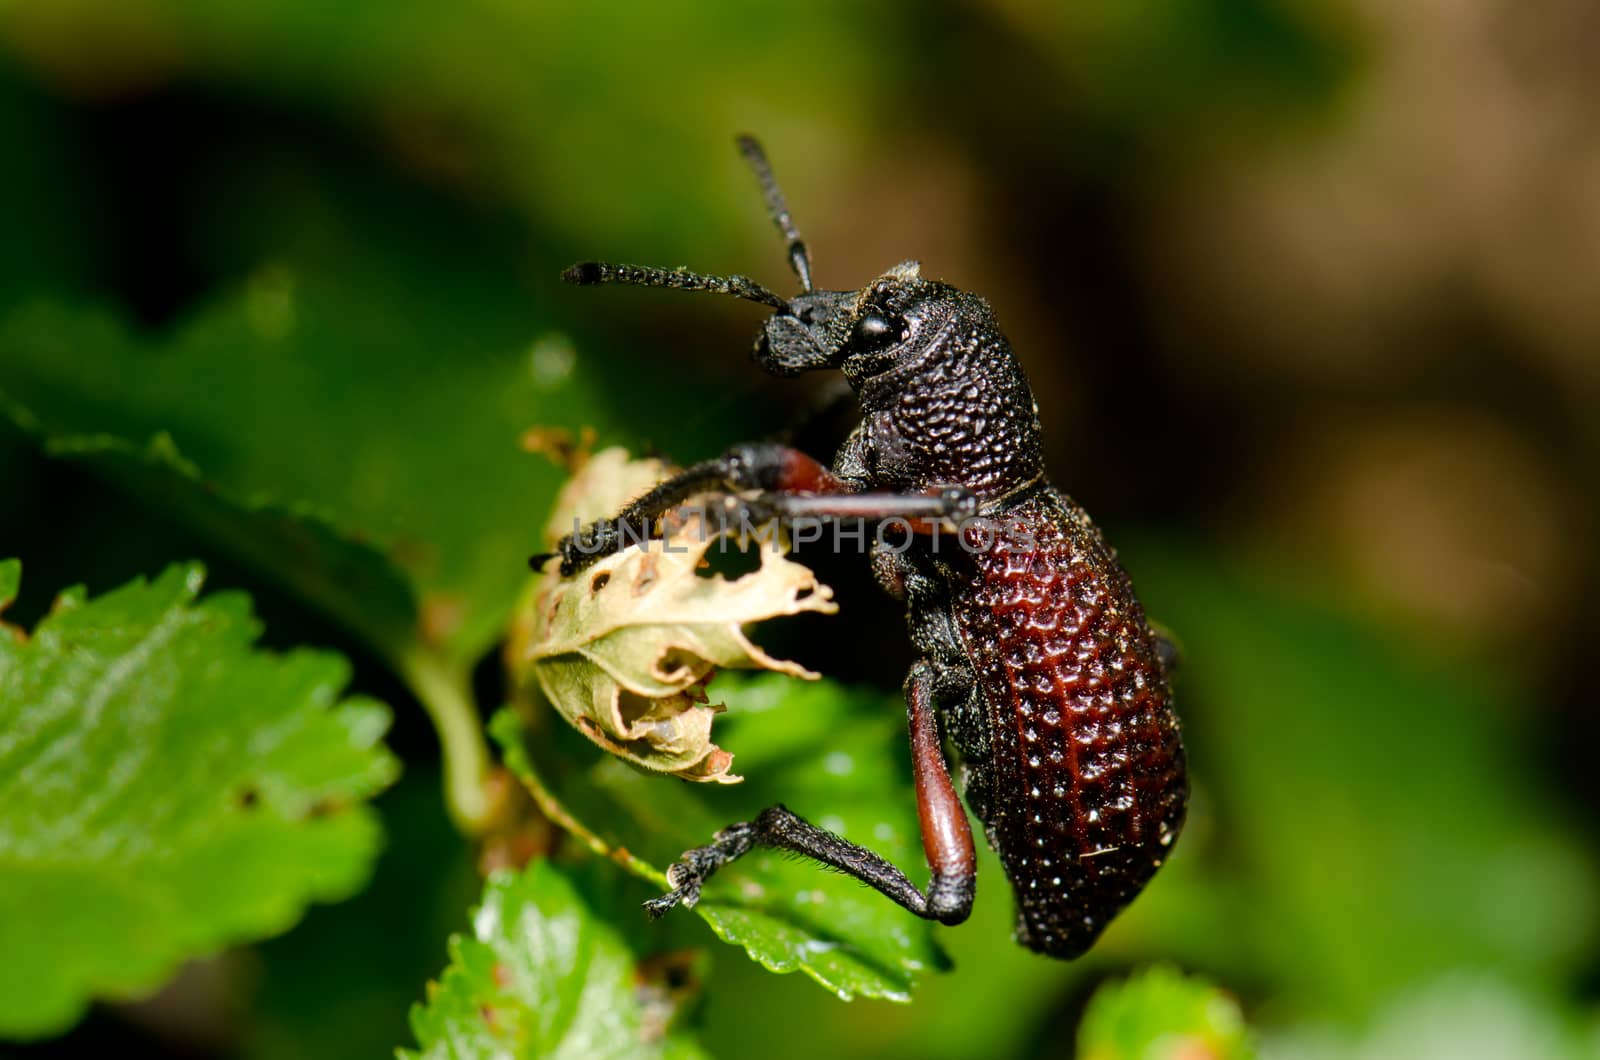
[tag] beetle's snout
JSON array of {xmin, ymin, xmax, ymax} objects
[
  {"xmin": 751, "ymin": 289, "xmax": 854, "ymax": 377},
  {"xmin": 753, "ymin": 315, "xmax": 830, "ymax": 376}
]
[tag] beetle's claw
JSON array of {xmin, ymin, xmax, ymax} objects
[
  {"xmin": 641, "ymin": 824, "xmax": 754, "ymax": 920},
  {"xmin": 642, "ymin": 889, "xmax": 686, "ymax": 919},
  {"xmin": 643, "ymin": 875, "xmax": 702, "ymax": 919},
  {"xmin": 557, "ymin": 517, "xmax": 628, "ymax": 577}
]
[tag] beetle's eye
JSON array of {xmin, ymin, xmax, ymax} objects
[{"xmin": 850, "ymin": 311, "xmax": 907, "ymax": 354}]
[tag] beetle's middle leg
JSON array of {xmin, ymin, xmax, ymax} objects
[
  {"xmin": 643, "ymin": 659, "xmax": 977, "ymax": 926},
  {"xmin": 554, "ymin": 441, "xmax": 974, "ymax": 575}
]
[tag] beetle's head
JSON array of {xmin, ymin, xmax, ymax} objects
[
  {"xmin": 563, "ymin": 136, "xmax": 971, "ymax": 387},
  {"xmin": 564, "ymin": 136, "xmax": 1043, "ymax": 497},
  {"xmin": 751, "ymin": 261, "xmax": 966, "ymax": 385}
]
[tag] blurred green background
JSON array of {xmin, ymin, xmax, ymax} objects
[{"xmin": 1, "ymin": 0, "xmax": 1597, "ymax": 1057}]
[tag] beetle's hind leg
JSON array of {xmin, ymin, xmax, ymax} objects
[
  {"xmin": 644, "ymin": 804, "xmax": 943, "ymax": 919},
  {"xmin": 644, "ymin": 660, "xmax": 977, "ymax": 926},
  {"xmin": 643, "ymin": 802, "xmax": 972, "ymax": 926}
]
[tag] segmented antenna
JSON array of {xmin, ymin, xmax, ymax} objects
[
  {"xmin": 561, "ymin": 261, "xmax": 787, "ymax": 310},
  {"xmin": 736, "ymin": 134, "xmax": 814, "ymax": 292}
]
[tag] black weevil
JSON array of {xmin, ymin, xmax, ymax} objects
[{"xmin": 549, "ymin": 136, "xmax": 1186, "ymax": 959}]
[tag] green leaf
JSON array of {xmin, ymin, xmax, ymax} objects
[
  {"xmin": 496, "ymin": 674, "xmax": 949, "ymax": 1004},
  {"xmin": 0, "ymin": 269, "xmax": 612, "ymax": 828},
  {"xmin": 246, "ymin": 770, "xmax": 481, "ymax": 1060},
  {"xmin": 0, "ymin": 284, "xmax": 605, "ymax": 671},
  {"xmin": 1078, "ymin": 966, "xmax": 1253, "ymax": 1060},
  {"xmin": 404, "ymin": 860, "xmax": 706, "ymax": 1060},
  {"xmin": 0, "ymin": 561, "xmax": 399, "ymax": 1039}
]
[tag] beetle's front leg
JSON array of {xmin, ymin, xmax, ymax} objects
[
  {"xmin": 644, "ymin": 660, "xmax": 977, "ymax": 926},
  {"xmin": 550, "ymin": 442, "xmax": 976, "ymax": 576},
  {"xmin": 551, "ymin": 443, "xmax": 844, "ymax": 576}
]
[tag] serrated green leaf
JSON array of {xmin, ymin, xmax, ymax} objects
[
  {"xmin": 0, "ymin": 268, "xmax": 615, "ymax": 830},
  {"xmin": 0, "ymin": 561, "xmax": 399, "ymax": 1039},
  {"xmin": 495, "ymin": 674, "xmax": 949, "ymax": 1004},
  {"xmin": 1079, "ymin": 966, "xmax": 1253, "ymax": 1060},
  {"xmin": 246, "ymin": 770, "xmax": 481, "ymax": 1060},
  {"xmin": 404, "ymin": 860, "xmax": 706, "ymax": 1060}
]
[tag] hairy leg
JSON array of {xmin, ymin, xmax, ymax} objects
[{"xmin": 643, "ymin": 660, "xmax": 977, "ymax": 926}]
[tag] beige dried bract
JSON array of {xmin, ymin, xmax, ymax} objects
[{"xmin": 511, "ymin": 448, "xmax": 837, "ymax": 782}]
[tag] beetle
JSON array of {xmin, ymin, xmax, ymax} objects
[{"xmin": 551, "ymin": 135, "xmax": 1186, "ymax": 959}]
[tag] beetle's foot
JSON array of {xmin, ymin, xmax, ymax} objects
[
  {"xmin": 642, "ymin": 886, "xmax": 691, "ymax": 919},
  {"xmin": 557, "ymin": 516, "xmax": 645, "ymax": 577},
  {"xmin": 642, "ymin": 863, "xmax": 703, "ymax": 920},
  {"xmin": 556, "ymin": 520, "xmax": 612, "ymax": 577},
  {"xmin": 641, "ymin": 822, "xmax": 756, "ymax": 920}
]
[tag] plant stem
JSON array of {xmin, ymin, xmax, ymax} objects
[
  {"xmin": 487, "ymin": 710, "xmax": 667, "ymax": 887},
  {"xmin": 522, "ymin": 754, "xmax": 667, "ymax": 887},
  {"xmin": 400, "ymin": 650, "xmax": 494, "ymax": 834}
]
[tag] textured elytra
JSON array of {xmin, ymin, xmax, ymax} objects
[{"xmin": 952, "ymin": 489, "xmax": 1186, "ymax": 957}]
